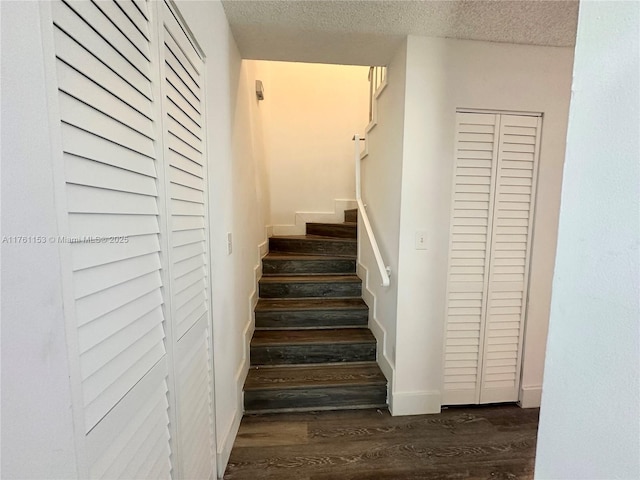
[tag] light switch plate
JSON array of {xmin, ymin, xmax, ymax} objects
[
  {"xmin": 227, "ymin": 232, "xmax": 233, "ymax": 255},
  {"xmin": 415, "ymin": 230, "xmax": 427, "ymax": 250}
]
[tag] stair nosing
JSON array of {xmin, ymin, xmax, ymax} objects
[
  {"xmin": 255, "ymin": 325, "xmax": 368, "ymax": 331},
  {"xmin": 259, "ymin": 274, "xmax": 361, "ymax": 283},
  {"xmin": 271, "ymin": 235, "xmax": 356, "ymax": 242},
  {"xmin": 264, "ymin": 253, "xmax": 356, "ymax": 260},
  {"xmin": 251, "ymin": 329, "xmax": 376, "ymax": 347},
  {"xmin": 247, "ymin": 360, "xmax": 380, "ymax": 369},
  {"xmin": 244, "ymin": 378, "xmax": 387, "ymax": 392}
]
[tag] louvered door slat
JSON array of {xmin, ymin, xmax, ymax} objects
[
  {"xmin": 53, "ymin": 28, "xmax": 151, "ymax": 116},
  {"xmin": 116, "ymin": 0, "xmax": 150, "ymax": 40},
  {"xmin": 479, "ymin": 115, "xmax": 541, "ymax": 403},
  {"xmin": 60, "ymin": 124, "xmax": 156, "ymax": 177},
  {"xmin": 91, "ymin": 0, "xmax": 151, "ymax": 61},
  {"xmin": 56, "ymin": 60, "xmax": 154, "ymax": 138},
  {"xmin": 62, "ymin": 0, "xmax": 150, "ymax": 79},
  {"xmin": 52, "ymin": 2, "xmax": 152, "ymax": 99},
  {"xmin": 77, "ymin": 291, "xmax": 162, "ymax": 354}
]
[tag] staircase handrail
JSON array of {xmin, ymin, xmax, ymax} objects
[{"xmin": 353, "ymin": 134, "xmax": 391, "ymax": 287}]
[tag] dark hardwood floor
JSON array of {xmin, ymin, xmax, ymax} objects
[{"xmin": 224, "ymin": 405, "xmax": 539, "ymax": 480}]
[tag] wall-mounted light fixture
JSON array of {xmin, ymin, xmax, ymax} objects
[{"xmin": 256, "ymin": 80, "xmax": 265, "ymax": 101}]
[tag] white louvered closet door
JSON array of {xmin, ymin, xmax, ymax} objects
[
  {"xmin": 479, "ymin": 114, "xmax": 541, "ymax": 403},
  {"xmin": 158, "ymin": 2, "xmax": 215, "ymax": 479},
  {"xmin": 51, "ymin": 1, "xmax": 172, "ymax": 478},
  {"xmin": 443, "ymin": 112, "xmax": 541, "ymax": 406}
]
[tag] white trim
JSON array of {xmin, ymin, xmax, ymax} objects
[
  {"xmin": 357, "ymin": 262, "xmax": 394, "ymax": 387},
  {"xmin": 374, "ymin": 75, "xmax": 388, "ymax": 99},
  {"xmin": 519, "ymin": 385, "xmax": 543, "ymax": 408},
  {"xmin": 390, "ymin": 390, "xmax": 441, "ymax": 416},
  {"xmin": 215, "ymin": 403, "xmax": 242, "ymax": 479},
  {"xmin": 39, "ymin": 2, "xmax": 89, "ymax": 476},
  {"xmin": 150, "ymin": 2, "xmax": 183, "ymax": 473},
  {"xmin": 457, "ymin": 107, "xmax": 543, "ymax": 117},
  {"xmin": 270, "ymin": 199, "xmax": 357, "ymax": 236}
]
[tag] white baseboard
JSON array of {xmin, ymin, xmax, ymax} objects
[
  {"xmin": 271, "ymin": 199, "xmax": 357, "ymax": 236},
  {"xmin": 216, "ymin": 403, "xmax": 242, "ymax": 478},
  {"xmin": 390, "ymin": 390, "xmax": 441, "ymax": 416},
  {"xmin": 519, "ymin": 385, "xmax": 542, "ymax": 408},
  {"xmin": 216, "ymin": 236, "xmax": 266, "ymax": 478}
]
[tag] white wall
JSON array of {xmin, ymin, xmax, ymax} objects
[
  {"xmin": 1, "ymin": 2, "xmax": 79, "ymax": 478},
  {"xmin": 535, "ymin": 2, "xmax": 640, "ymax": 478},
  {"xmin": 178, "ymin": 2, "xmax": 271, "ymax": 476},
  {"xmin": 359, "ymin": 41, "xmax": 407, "ymax": 402},
  {"xmin": 256, "ymin": 61, "xmax": 369, "ymax": 232},
  {"xmin": 392, "ymin": 36, "xmax": 574, "ymax": 414}
]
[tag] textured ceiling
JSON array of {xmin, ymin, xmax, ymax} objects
[{"xmin": 222, "ymin": 0, "xmax": 579, "ymax": 65}]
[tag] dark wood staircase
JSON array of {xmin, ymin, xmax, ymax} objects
[{"xmin": 244, "ymin": 208, "xmax": 387, "ymax": 413}]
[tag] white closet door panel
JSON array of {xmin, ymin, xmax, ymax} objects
[
  {"xmin": 51, "ymin": 1, "xmax": 172, "ymax": 473},
  {"xmin": 443, "ymin": 113, "xmax": 500, "ymax": 405},
  {"xmin": 479, "ymin": 114, "xmax": 541, "ymax": 403},
  {"xmin": 159, "ymin": 2, "xmax": 214, "ymax": 478}
]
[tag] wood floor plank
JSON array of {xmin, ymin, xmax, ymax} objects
[
  {"xmin": 225, "ymin": 406, "xmax": 539, "ymax": 480},
  {"xmin": 233, "ymin": 421, "xmax": 309, "ymax": 448}
]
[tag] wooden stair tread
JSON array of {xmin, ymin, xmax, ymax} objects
[
  {"xmin": 264, "ymin": 252, "xmax": 356, "ymax": 260},
  {"xmin": 244, "ymin": 363, "xmax": 386, "ymax": 391},
  {"xmin": 259, "ymin": 275, "xmax": 361, "ymax": 283},
  {"xmin": 272, "ymin": 235, "xmax": 356, "ymax": 243},
  {"xmin": 251, "ymin": 328, "xmax": 375, "ymax": 346},
  {"xmin": 255, "ymin": 298, "xmax": 367, "ymax": 311}
]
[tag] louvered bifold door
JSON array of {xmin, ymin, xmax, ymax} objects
[
  {"xmin": 479, "ymin": 114, "xmax": 541, "ymax": 403},
  {"xmin": 442, "ymin": 113, "xmax": 500, "ymax": 405},
  {"xmin": 158, "ymin": 2, "xmax": 215, "ymax": 479},
  {"xmin": 51, "ymin": 1, "xmax": 172, "ymax": 478}
]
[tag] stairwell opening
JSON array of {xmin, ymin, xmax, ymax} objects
[{"xmin": 241, "ymin": 60, "xmax": 387, "ymax": 413}]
